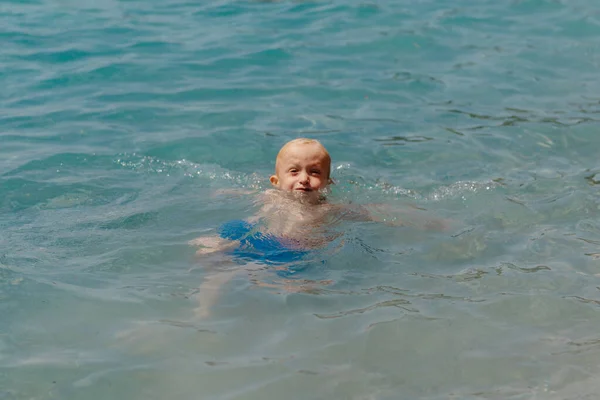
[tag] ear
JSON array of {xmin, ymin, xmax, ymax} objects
[{"xmin": 269, "ymin": 175, "xmax": 279, "ymax": 187}]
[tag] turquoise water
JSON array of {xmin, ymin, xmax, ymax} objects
[{"xmin": 2, "ymin": 0, "xmax": 600, "ymax": 398}]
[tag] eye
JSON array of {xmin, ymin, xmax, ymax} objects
[
  {"xmin": 311, "ymin": 169, "xmax": 321, "ymax": 176},
  {"xmin": 289, "ymin": 168, "xmax": 298, "ymax": 174}
]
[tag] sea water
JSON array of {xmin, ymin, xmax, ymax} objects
[{"xmin": 2, "ymin": 0, "xmax": 600, "ymax": 398}]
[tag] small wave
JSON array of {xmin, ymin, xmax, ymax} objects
[
  {"xmin": 426, "ymin": 180, "xmax": 500, "ymax": 201},
  {"xmin": 114, "ymin": 153, "xmax": 267, "ymax": 189},
  {"xmin": 314, "ymin": 298, "xmax": 418, "ymax": 319},
  {"xmin": 444, "ymin": 106, "xmax": 600, "ymax": 129}
]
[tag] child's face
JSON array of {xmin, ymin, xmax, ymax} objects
[{"xmin": 270, "ymin": 142, "xmax": 330, "ymax": 200}]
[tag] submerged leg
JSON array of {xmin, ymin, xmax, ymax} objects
[{"xmin": 192, "ymin": 269, "xmax": 238, "ymax": 319}]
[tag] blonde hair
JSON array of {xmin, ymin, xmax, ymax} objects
[{"xmin": 275, "ymin": 138, "xmax": 331, "ymax": 179}]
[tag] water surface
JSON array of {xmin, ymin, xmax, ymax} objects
[{"xmin": 2, "ymin": 0, "xmax": 600, "ymax": 398}]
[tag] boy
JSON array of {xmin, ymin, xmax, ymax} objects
[
  {"xmin": 190, "ymin": 138, "xmax": 341, "ymax": 317},
  {"xmin": 189, "ymin": 138, "xmax": 446, "ymax": 317},
  {"xmin": 191, "ymin": 138, "xmax": 345, "ymax": 257}
]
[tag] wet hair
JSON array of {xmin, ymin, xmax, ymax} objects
[{"xmin": 275, "ymin": 138, "xmax": 331, "ymax": 179}]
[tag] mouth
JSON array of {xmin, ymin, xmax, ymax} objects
[{"xmin": 295, "ymin": 187, "xmax": 313, "ymax": 192}]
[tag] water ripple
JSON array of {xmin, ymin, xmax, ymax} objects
[{"xmin": 3, "ymin": 0, "xmax": 600, "ymax": 398}]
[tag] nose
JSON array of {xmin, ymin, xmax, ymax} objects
[{"xmin": 299, "ymin": 171, "xmax": 310, "ymax": 184}]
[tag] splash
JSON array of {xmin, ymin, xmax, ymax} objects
[{"xmin": 114, "ymin": 153, "xmax": 267, "ymax": 190}]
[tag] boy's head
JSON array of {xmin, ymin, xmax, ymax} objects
[{"xmin": 270, "ymin": 138, "xmax": 332, "ymax": 200}]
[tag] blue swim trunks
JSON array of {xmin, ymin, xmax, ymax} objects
[{"xmin": 218, "ymin": 220, "xmax": 309, "ymax": 267}]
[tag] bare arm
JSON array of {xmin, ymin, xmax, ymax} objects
[
  {"xmin": 339, "ymin": 203, "xmax": 450, "ymax": 231},
  {"xmin": 188, "ymin": 235, "xmax": 238, "ymax": 256}
]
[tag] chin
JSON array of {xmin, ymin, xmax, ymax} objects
[
  {"xmin": 292, "ymin": 190, "xmax": 322, "ymax": 204},
  {"xmin": 293, "ymin": 190, "xmax": 310, "ymax": 196}
]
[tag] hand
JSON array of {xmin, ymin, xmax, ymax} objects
[{"xmin": 188, "ymin": 235, "xmax": 238, "ymax": 255}]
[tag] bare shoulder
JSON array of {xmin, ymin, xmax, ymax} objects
[
  {"xmin": 255, "ymin": 189, "xmax": 280, "ymax": 208},
  {"xmin": 261, "ymin": 189, "xmax": 279, "ymax": 200}
]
